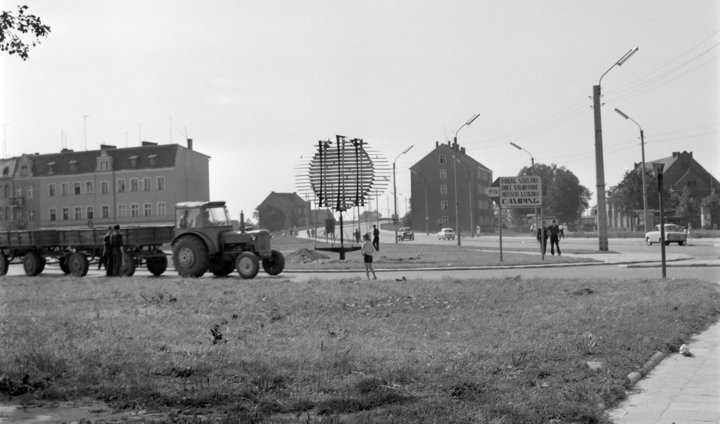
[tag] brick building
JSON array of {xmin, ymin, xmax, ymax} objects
[
  {"xmin": 409, "ymin": 140, "xmax": 493, "ymax": 235},
  {"xmin": 0, "ymin": 140, "xmax": 209, "ymax": 230}
]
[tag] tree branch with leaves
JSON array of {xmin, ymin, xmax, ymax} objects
[{"xmin": 1, "ymin": 5, "xmax": 50, "ymax": 60}]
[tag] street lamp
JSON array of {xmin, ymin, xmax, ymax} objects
[
  {"xmin": 653, "ymin": 162, "xmax": 667, "ymax": 278},
  {"xmin": 614, "ymin": 108, "xmax": 649, "ymax": 235},
  {"xmin": 410, "ymin": 169, "xmax": 429, "ymax": 235},
  {"xmin": 593, "ymin": 46, "xmax": 639, "ymax": 252},
  {"xmin": 453, "ymin": 113, "xmax": 480, "ymax": 246},
  {"xmin": 510, "ymin": 142, "xmax": 539, "ymax": 240},
  {"xmin": 393, "ymin": 145, "xmax": 414, "ymax": 244}
]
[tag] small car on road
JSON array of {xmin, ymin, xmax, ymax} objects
[
  {"xmin": 397, "ymin": 227, "xmax": 414, "ymax": 241},
  {"xmin": 645, "ymin": 223, "xmax": 687, "ymax": 246},
  {"xmin": 437, "ymin": 228, "xmax": 456, "ymax": 240}
]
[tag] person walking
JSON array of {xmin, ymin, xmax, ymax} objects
[
  {"xmin": 372, "ymin": 224, "xmax": 380, "ymax": 251},
  {"xmin": 110, "ymin": 224, "xmax": 124, "ymax": 276},
  {"xmin": 99, "ymin": 226, "xmax": 112, "ymax": 272},
  {"xmin": 361, "ymin": 233, "xmax": 377, "ymax": 280},
  {"xmin": 547, "ymin": 219, "xmax": 562, "ymax": 256}
]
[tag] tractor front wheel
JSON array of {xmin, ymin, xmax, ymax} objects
[
  {"xmin": 147, "ymin": 253, "xmax": 168, "ymax": 276},
  {"xmin": 173, "ymin": 237, "xmax": 209, "ymax": 278},
  {"xmin": 262, "ymin": 250, "xmax": 285, "ymax": 276},
  {"xmin": 236, "ymin": 252, "xmax": 259, "ymax": 279}
]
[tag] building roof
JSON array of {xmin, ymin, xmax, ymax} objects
[
  {"xmin": 411, "ymin": 140, "xmax": 492, "ymax": 174},
  {"xmin": 259, "ymin": 192, "xmax": 307, "ymax": 208}
]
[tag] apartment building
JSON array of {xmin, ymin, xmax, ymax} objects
[{"xmin": 2, "ymin": 140, "xmax": 209, "ymax": 230}]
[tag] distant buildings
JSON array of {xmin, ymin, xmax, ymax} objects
[
  {"xmin": 256, "ymin": 191, "xmax": 332, "ymax": 232},
  {"xmin": 0, "ymin": 140, "xmax": 209, "ymax": 230},
  {"xmin": 409, "ymin": 140, "xmax": 494, "ymax": 235}
]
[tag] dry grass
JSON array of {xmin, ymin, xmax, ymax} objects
[{"xmin": 1, "ymin": 274, "xmax": 719, "ymax": 423}]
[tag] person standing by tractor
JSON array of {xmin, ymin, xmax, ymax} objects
[{"xmin": 110, "ymin": 224, "xmax": 124, "ymax": 276}]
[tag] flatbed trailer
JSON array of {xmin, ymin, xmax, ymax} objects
[{"xmin": 0, "ymin": 226, "xmax": 173, "ymax": 277}]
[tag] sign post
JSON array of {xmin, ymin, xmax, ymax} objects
[{"xmin": 489, "ymin": 176, "xmax": 543, "ymax": 260}]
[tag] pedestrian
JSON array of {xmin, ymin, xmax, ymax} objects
[
  {"xmin": 547, "ymin": 219, "xmax": 562, "ymax": 256},
  {"xmin": 354, "ymin": 228, "xmax": 361, "ymax": 244},
  {"xmin": 110, "ymin": 224, "xmax": 124, "ymax": 276},
  {"xmin": 372, "ymin": 224, "xmax": 380, "ymax": 251},
  {"xmin": 99, "ymin": 226, "xmax": 112, "ymax": 271},
  {"xmin": 536, "ymin": 224, "xmax": 547, "ymax": 255},
  {"xmin": 361, "ymin": 233, "xmax": 377, "ymax": 280}
]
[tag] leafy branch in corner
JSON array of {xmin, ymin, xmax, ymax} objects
[{"xmin": 0, "ymin": 5, "xmax": 51, "ymax": 60}]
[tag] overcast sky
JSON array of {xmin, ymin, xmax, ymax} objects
[{"xmin": 2, "ymin": 0, "xmax": 718, "ymax": 221}]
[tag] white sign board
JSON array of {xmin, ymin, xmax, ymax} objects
[
  {"xmin": 484, "ymin": 186, "xmax": 499, "ymax": 197},
  {"xmin": 498, "ymin": 176, "xmax": 542, "ymax": 208}
]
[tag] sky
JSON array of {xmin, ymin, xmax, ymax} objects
[{"xmin": 2, "ymin": 0, "xmax": 718, "ymax": 222}]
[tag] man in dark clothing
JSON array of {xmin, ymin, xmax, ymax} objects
[
  {"xmin": 100, "ymin": 226, "xmax": 112, "ymax": 272},
  {"xmin": 372, "ymin": 225, "xmax": 380, "ymax": 251},
  {"xmin": 110, "ymin": 224, "xmax": 124, "ymax": 276},
  {"xmin": 547, "ymin": 219, "xmax": 562, "ymax": 256}
]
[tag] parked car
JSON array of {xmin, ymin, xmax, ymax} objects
[
  {"xmin": 645, "ymin": 223, "xmax": 687, "ymax": 246},
  {"xmin": 437, "ymin": 228, "xmax": 456, "ymax": 240},
  {"xmin": 397, "ymin": 227, "xmax": 414, "ymax": 241}
]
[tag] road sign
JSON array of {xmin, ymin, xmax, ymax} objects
[
  {"xmin": 497, "ymin": 176, "xmax": 542, "ymax": 208},
  {"xmin": 484, "ymin": 186, "xmax": 499, "ymax": 197}
]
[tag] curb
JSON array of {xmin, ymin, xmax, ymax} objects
[{"xmin": 626, "ymin": 351, "xmax": 668, "ymax": 387}]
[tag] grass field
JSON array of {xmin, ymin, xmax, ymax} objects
[{"xmin": 1, "ymin": 272, "xmax": 718, "ymax": 423}]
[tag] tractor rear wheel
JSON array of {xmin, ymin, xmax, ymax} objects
[
  {"xmin": 68, "ymin": 252, "xmax": 89, "ymax": 277},
  {"xmin": 23, "ymin": 251, "xmax": 43, "ymax": 276},
  {"xmin": 173, "ymin": 236, "xmax": 209, "ymax": 278},
  {"xmin": 236, "ymin": 252, "xmax": 259, "ymax": 279},
  {"xmin": 0, "ymin": 253, "xmax": 8, "ymax": 276},
  {"xmin": 262, "ymin": 250, "xmax": 285, "ymax": 276},
  {"xmin": 147, "ymin": 253, "xmax": 168, "ymax": 276}
]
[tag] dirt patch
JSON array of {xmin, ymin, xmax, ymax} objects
[{"xmin": 285, "ymin": 248, "xmax": 331, "ymax": 264}]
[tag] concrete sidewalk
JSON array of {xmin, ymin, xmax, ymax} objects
[{"xmin": 608, "ymin": 319, "xmax": 720, "ymax": 423}]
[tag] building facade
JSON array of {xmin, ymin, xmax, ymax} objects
[
  {"xmin": 409, "ymin": 141, "xmax": 494, "ymax": 235},
  {"xmin": 257, "ymin": 192, "xmax": 310, "ymax": 232},
  {"xmin": 0, "ymin": 140, "xmax": 209, "ymax": 230}
]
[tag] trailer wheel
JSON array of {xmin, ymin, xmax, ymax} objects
[
  {"xmin": 262, "ymin": 250, "xmax": 285, "ymax": 276},
  {"xmin": 23, "ymin": 251, "xmax": 43, "ymax": 276},
  {"xmin": 236, "ymin": 252, "xmax": 259, "ymax": 279},
  {"xmin": 209, "ymin": 261, "xmax": 234, "ymax": 277},
  {"xmin": 0, "ymin": 253, "xmax": 8, "ymax": 276},
  {"xmin": 173, "ymin": 236, "xmax": 209, "ymax": 278},
  {"xmin": 59, "ymin": 256, "xmax": 71, "ymax": 274},
  {"xmin": 121, "ymin": 253, "xmax": 136, "ymax": 276},
  {"xmin": 68, "ymin": 252, "xmax": 89, "ymax": 277},
  {"xmin": 147, "ymin": 254, "xmax": 168, "ymax": 276}
]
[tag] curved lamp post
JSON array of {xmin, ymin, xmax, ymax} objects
[
  {"xmin": 593, "ymin": 47, "xmax": 639, "ymax": 251},
  {"xmin": 393, "ymin": 145, "xmax": 414, "ymax": 244},
  {"xmin": 453, "ymin": 113, "xmax": 480, "ymax": 246},
  {"xmin": 614, "ymin": 108, "xmax": 648, "ymax": 234}
]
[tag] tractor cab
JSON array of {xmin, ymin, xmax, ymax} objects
[{"xmin": 176, "ymin": 201, "xmax": 232, "ymax": 229}]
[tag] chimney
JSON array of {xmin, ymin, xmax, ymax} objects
[
  {"xmin": 61, "ymin": 148, "xmax": 74, "ymax": 153},
  {"xmin": 461, "ymin": 147, "xmax": 465, "ymax": 154},
  {"xmin": 141, "ymin": 141, "xmax": 158, "ymax": 147},
  {"xmin": 436, "ymin": 141, "xmax": 439, "ymax": 148},
  {"xmin": 187, "ymin": 138, "xmax": 193, "ymax": 150},
  {"xmin": 100, "ymin": 144, "xmax": 117, "ymax": 150}
]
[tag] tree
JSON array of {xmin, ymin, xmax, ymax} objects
[
  {"xmin": 512, "ymin": 164, "xmax": 591, "ymax": 226},
  {"xmin": 701, "ymin": 190, "xmax": 720, "ymax": 229},
  {"xmin": 612, "ymin": 168, "xmax": 672, "ymax": 214},
  {"xmin": 1, "ymin": 5, "xmax": 50, "ymax": 60},
  {"xmin": 671, "ymin": 186, "xmax": 700, "ymax": 227}
]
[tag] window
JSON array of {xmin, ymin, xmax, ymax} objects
[
  {"xmin": 26, "ymin": 186, "xmax": 33, "ymax": 199},
  {"xmin": 117, "ymin": 204, "xmax": 126, "ymax": 217},
  {"xmin": 440, "ymin": 185, "xmax": 448, "ymax": 196},
  {"xmin": 130, "ymin": 178, "xmax": 138, "ymax": 192},
  {"xmin": 86, "ymin": 181, "xmax": 94, "ymax": 194},
  {"xmin": 117, "ymin": 179, "xmax": 126, "ymax": 193},
  {"xmin": 47, "ymin": 162, "xmax": 55, "ymax": 175},
  {"xmin": 101, "ymin": 181, "xmax": 109, "ymax": 194},
  {"xmin": 129, "ymin": 155, "xmax": 138, "ymax": 169},
  {"xmin": 74, "ymin": 182, "xmax": 82, "ymax": 195},
  {"xmin": 49, "ymin": 183, "xmax": 56, "ymax": 197},
  {"xmin": 143, "ymin": 203, "xmax": 152, "ymax": 216},
  {"xmin": 131, "ymin": 204, "xmax": 139, "ymax": 217},
  {"xmin": 143, "ymin": 177, "xmax": 151, "ymax": 191},
  {"xmin": 86, "ymin": 206, "xmax": 94, "ymax": 220},
  {"xmin": 16, "ymin": 187, "xmax": 22, "ymax": 197},
  {"xmin": 2, "ymin": 167, "xmax": 8, "ymax": 176},
  {"xmin": 28, "ymin": 211, "xmax": 34, "ymax": 223},
  {"xmin": 49, "ymin": 208, "xmax": 56, "ymax": 221},
  {"xmin": 20, "ymin": 165, "xmax": 28, "ymax": 176},
  {"xmin": 157, "ymin": 202, "xmax": 166, "ymax": 216},
  {"xmin": 102, "ymin": 205, "xmax": 109, "ymax": 219},
  {"xmin": 441, "ymin": 216, "xmax": 449, "ymax": 226},
  {"xmin": 441, "ymin": 200, "xmax": 449, "ymax": 211},
  {"xmin": 100, "ymin": 159, "xmax": 110, "ymax": 171},
  {"xmin": 62, "ymin": 207, "xmax": 69, "ymax": 220},
  {"xmin": 148, "ymin": 154, "xmax": 157, "ymax": 167},
  {"xmin": 439, "ymin": 169, "xmax": 447, "ymax": 180},
  {"xmin": 157, "ymin": 176, "xmax": 165, "ymax": 191},
  {"xmin": 61, "ymin": 183, "xmax": 69, "ymax": 196},
  {"xmin": 69, "ymin": 160, "xmax": 78, "ymax": 173},
  {"xmin": 74, "ymin": 206, "xmax": 82, "ymax": 220},
  {"xmin": 439, "ymin": 154, "xmax": 446, "ymax": 164}
]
